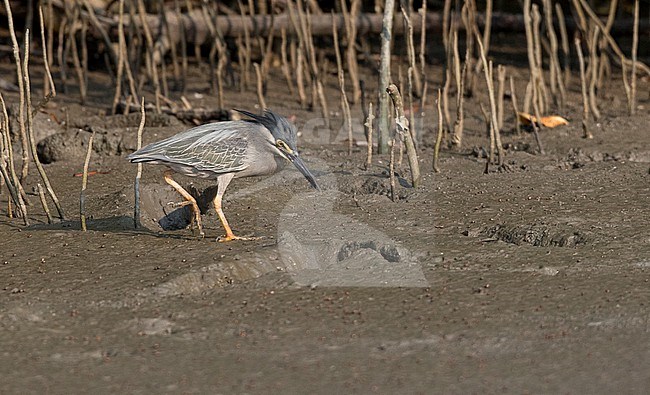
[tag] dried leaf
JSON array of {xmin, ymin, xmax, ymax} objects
[{"xmin": 517, "ymin": 112, "xmax": 569, "ymax": 128}]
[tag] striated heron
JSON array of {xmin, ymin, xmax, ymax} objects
[{"xmin": 127, "ymin": 109, "xmax": 320, "ymax": 241}]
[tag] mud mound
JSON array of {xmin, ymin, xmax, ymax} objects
[
  {"xmin": 565, "ymin": 147, "xmax": 650, "ymax": 166},
  {"xmin": 37, "ymin": 129, "xmax": 132, "ymax": 163},
  {"xmin": 67, "ymin": 113, "xmax": 182, "ymax": 130},
  {"xmin": 339, "ymin": 175, "xmax": 413, "ymax": 200},
  {"xmin": 481, "ymin": 223, "xmax": 591, "ymax": 247}
]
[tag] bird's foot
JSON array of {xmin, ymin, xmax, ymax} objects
[
  {"xmin": 217, "ymin": 234, "xmax": 262, "ymax": 242},
  {"xmin": 191, "ymin": 226, "xmax": 205, "ymax": 238},
  {"xmin": 167, "ymin": 200, "xmax": 192, "ymax": 208}
]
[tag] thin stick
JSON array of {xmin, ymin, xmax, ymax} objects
[
  {"xmin": 364, "ymin": 102, "xmax": 374, "ymax": 170},
  {"xmin": 23, "ymin": 29, "xmax": 65, "ymax": 220},
  {"xmin": 68, "ymin": 5, "xmax": 86, "ymax": 104},
  {"xmin": 80, "ymin": 129, "xmax": 95, "ymax": 231},
  {"xmin": 496, "ymin": 65, "xmax": 506, "ymax": 131},
  {"xmin": 254, "ymin": 63, "xmax": 267, "ymax": 110},
  {"xmin": 287, "ymin": 2, "xmax": 307, "ymax": 107},
  {"xmin": 237, "ymin": 1, "xmax": 251, "ymax": 90},
  {"xmin": 387, "ymin": 84, "xmax": 420, "ymax": 187},
  {"xmin": 389, "ymin": 137, "xmax": 396, "ymax": 202},
  {"xmin": 588, "ymin": 26, "xmax": 601, "ymax": 121},
  {"xmin": 418, "ymin": 0, "xmax": 426, "ymax": 94},
  {"xmin": 80, "ymin": 0, "xmax": 118, "ymax": 71},
  {"xmin": 577, "ymin": 0, "xmax": 649, "ymax": 76},
  {"xmin": 45, "ymin": 0, "xmax": 54, "ymax": 96},
  {"xmin": 543, "ymin": 0, "xmax": 565, "ymax": 110},
  {"xmin": 630, "ymin": 0, "xmax": 639, "ymax": 115},
  {"xmin": 555, "ymin": 3, "xmax": 571, "ymax": 88},
  {"xmin": 433, "ymin": 89, "xmax": 443, "ymax": 173},
  {"xmin": 134, "ymin": 98, "xmax": 145, "ymax": 228},
  {"xmin": 299, "ymin": 2, "xmax": 329, "ymax": 128},
  {"xmin": 575, "ymin": 38, "xmax": 592, "ymax": 139},
  {"xmin": 378, "ymin": 0, "xmax": 395, "ymax": 154},
  {"xmin": 280, "ymin": 28, "xmax": 295, "ymax": 95},
  {"xmin": 400, "ymin": 2, "xmax": 422, "ymax": 98},
  {"xmin": 441, "ymin": 15, "xmax": 453, "ymax": 134},
  {"xmin": 137, "ymin": 0, "xmax": 161, "ymax": 113},
  {"xmin": 37, "ymin": 5, "xmax": 56, "ymax": 113},
  {"xmin": 112, "ymin": 0, "xmax": 125, "ymax": 115},
  {"xmin": 452, "ymin": 44, "xmax": 468, "ymax": 148},
  {"xmin": 476, "ymin": 34, "xmax": 503, "ymax": 165},
  {"xmin": 0, "ymin": 92, "xmax": 28, "ymax": 218},
  {"xmin": 174, "ymin": 0, "xmax": 188, "ymax": 95},
  {"xmin": 509, "ymin": 76, "xmax": 522, "ymax": 135},
  {"xmin": 3, "ymin": 0, "xmax": 29, "ymax": 184},
  {"xmin": 0, "ymin": 98, "xmax": 27, "ymax": 223},
  {"xmin": 482, "ymin": 0, "xmax": 493, "ymax": 55},
  {"xmin": 442, "ymin": 0, "xmax": 452, "ymax": 52},
  {"xmin": 36, "ymin": 183, "xmax": 52, "ymax": 224},
  {"xmin": 531, "ymin": 4, "xmax": 548, "ymax": 114},
  {"xmin": 332, "ymin": 16, "xmax": 352, "ymax": 155},
  {"xmin": 341, "ymin": 0, "xmax": 361, "ymax": 104},
  {"xmin": 57, "ymin": 12, "xmax": 68, "ymax": 94},
  {"xmin": 523, "ymin": 0, "xmax": 545, "ymax": 154}
]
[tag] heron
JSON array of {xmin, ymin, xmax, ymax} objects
[{"xmin": 127, "ymin": 109, "xmax": 320, "ymax": 241}]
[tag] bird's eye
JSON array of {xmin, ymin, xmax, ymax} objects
[{"xmin": 276, "ymin": 139, "xmax": 291, "ymax": 152}]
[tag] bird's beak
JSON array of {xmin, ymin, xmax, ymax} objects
[{"xmin": 286, "ymin": 152, "xmax": 320, "ymax": 191}]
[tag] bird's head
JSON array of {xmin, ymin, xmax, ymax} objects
[{"xmin": 235, "ymin": 109, "xmax": 320, "ymax": 191}]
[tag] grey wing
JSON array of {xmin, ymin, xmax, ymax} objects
[
  {"xmin": 166, "ymin": 134, "xmax": 249, "ymax": 173},
  {"xmin": 128, "ymin": 122, "xmax": 250, "ymax": 174}
]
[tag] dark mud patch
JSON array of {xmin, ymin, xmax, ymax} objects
[
  {"xmin": 565, "ymin": 147, "xmax": 650, "ymax": 166},
  {"xmin": 338, "ymin": 175, "xmax": 413, "ymax": 200},
  {"xmin": 67, "ymin": 113, "xmax": 182, "ymax": 130},
  {"xmin": 479, "ymin": 223, "xmax": 591, "ymax": 247}
]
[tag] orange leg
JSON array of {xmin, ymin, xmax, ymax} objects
[
  {"xmin": 213, "ymin": 174, "xmax": 258, "ymax": 242},
  {"xmin": 163, "ymin": 170, "xmax": 204, "ymax": 237}
]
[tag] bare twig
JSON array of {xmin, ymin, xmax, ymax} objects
[
  {"xmin": 387, "ymin": 84, "xmax": 420, "ymax": 187},
  {"xmin": 239, "ymin": 0, "xmax": 252, "ymax": 90},
  {"xmin": 433, "ymin": 89, "xmax": 443, "ymax": 173},
  {"xmin": 576, "ymin": 38, "xmax": 593, "ymax": 139},
  {"xmin": 630, "ymin": 0, "xmax": 639, "ymax": 115},
  {"xmin": 37, "ymin": 6, "xmax": 56, "ymax": 113},
  {"xmin": 134, "ymin": 98, "xmax": 145, "ymax": 228},
  {"xmin": 332, "ymin": 16, "xmax": 352, "ymax": 155},
  {"xmin": 577, "ymin": 0, "xmax": 649, "ymax": 76},
  {"xmin": 476, "ymin": 35, "xmax": 503, "ymax": 166},
  {"xmin": 496, "ymin": 65, "xmax": 506, "ymax": 131},
  {"xmin": 378, "ymin": 0, "xmax": 395, "ymax": 154},
  {"xmin": 112, "ymin": 0, "xmax": 126, "ymax": 115},
  {"xmin": 400, "ymin": 2, "xmax": 422, "ymax": 97},
  {"xmin": 23, "ymin": 30, "xmax": 65, "ymax": 220},
  {"xmin": 137, "ymin": 0, "xmax": 161, "ymax": 113},
  {"xmin": 523, "ymin": 0, "xmax": 545, "ymax": 154},
  {"xmin": 341, "ymin": 0, "xmax": 361, "ymax": 104},
  {"xmin": 364, "ymin": 102, "xmax": 374, "ymax": 170},
  {"xmin": 389, "ymin": 137, "xmax": 396, "ymax": 202},
  {"xmin": 3, "ymin": 0, "xmax": 29, "ymax": 184},
  {"xmin": 80, "ymin": 128, "xmax": 95, "ymax": 231},
  {"xmin": 280, "ymin": 28, "xmax": 295, "ymax": 95},
  {"xmin": 0, "ymin": 94, "xmax": 28, "ymax": 223},
  {"xmin": 418, "ymin": 0, "xmax": 427, "ymax": 102},
  {"xmin": 452, "ymin": 40, "xmax": 468, "ymax": 148},
  {"xmin": 254, "ymin": 63, "xmax": 267, "ymax": 110},
  {"xmin": 542, "ymin": 0, "xmax": 565, "ymax": 110},
  {"xmin": 509, "ymin": 76, "xmax": 522, "ymax": 135},
  {"xmin": 36, "ymin": 183, "xmax": 52, "ymax": 224},
  {"xmin": 588, "ymin": 26, "xmax": 601, "ymax": 121},
  {"xmin": 555, "ymin": 3, "xmax": 571, "ymax": 88}
]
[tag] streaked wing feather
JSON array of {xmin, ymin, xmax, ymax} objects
[{"xmin": 128, "ymin": 122, "xmax": 250, "ymax": 174}]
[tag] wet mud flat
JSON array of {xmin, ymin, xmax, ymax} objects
[{"xmin": 0, "ymin": 58, "xmax": 649, "ymax": 392}]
